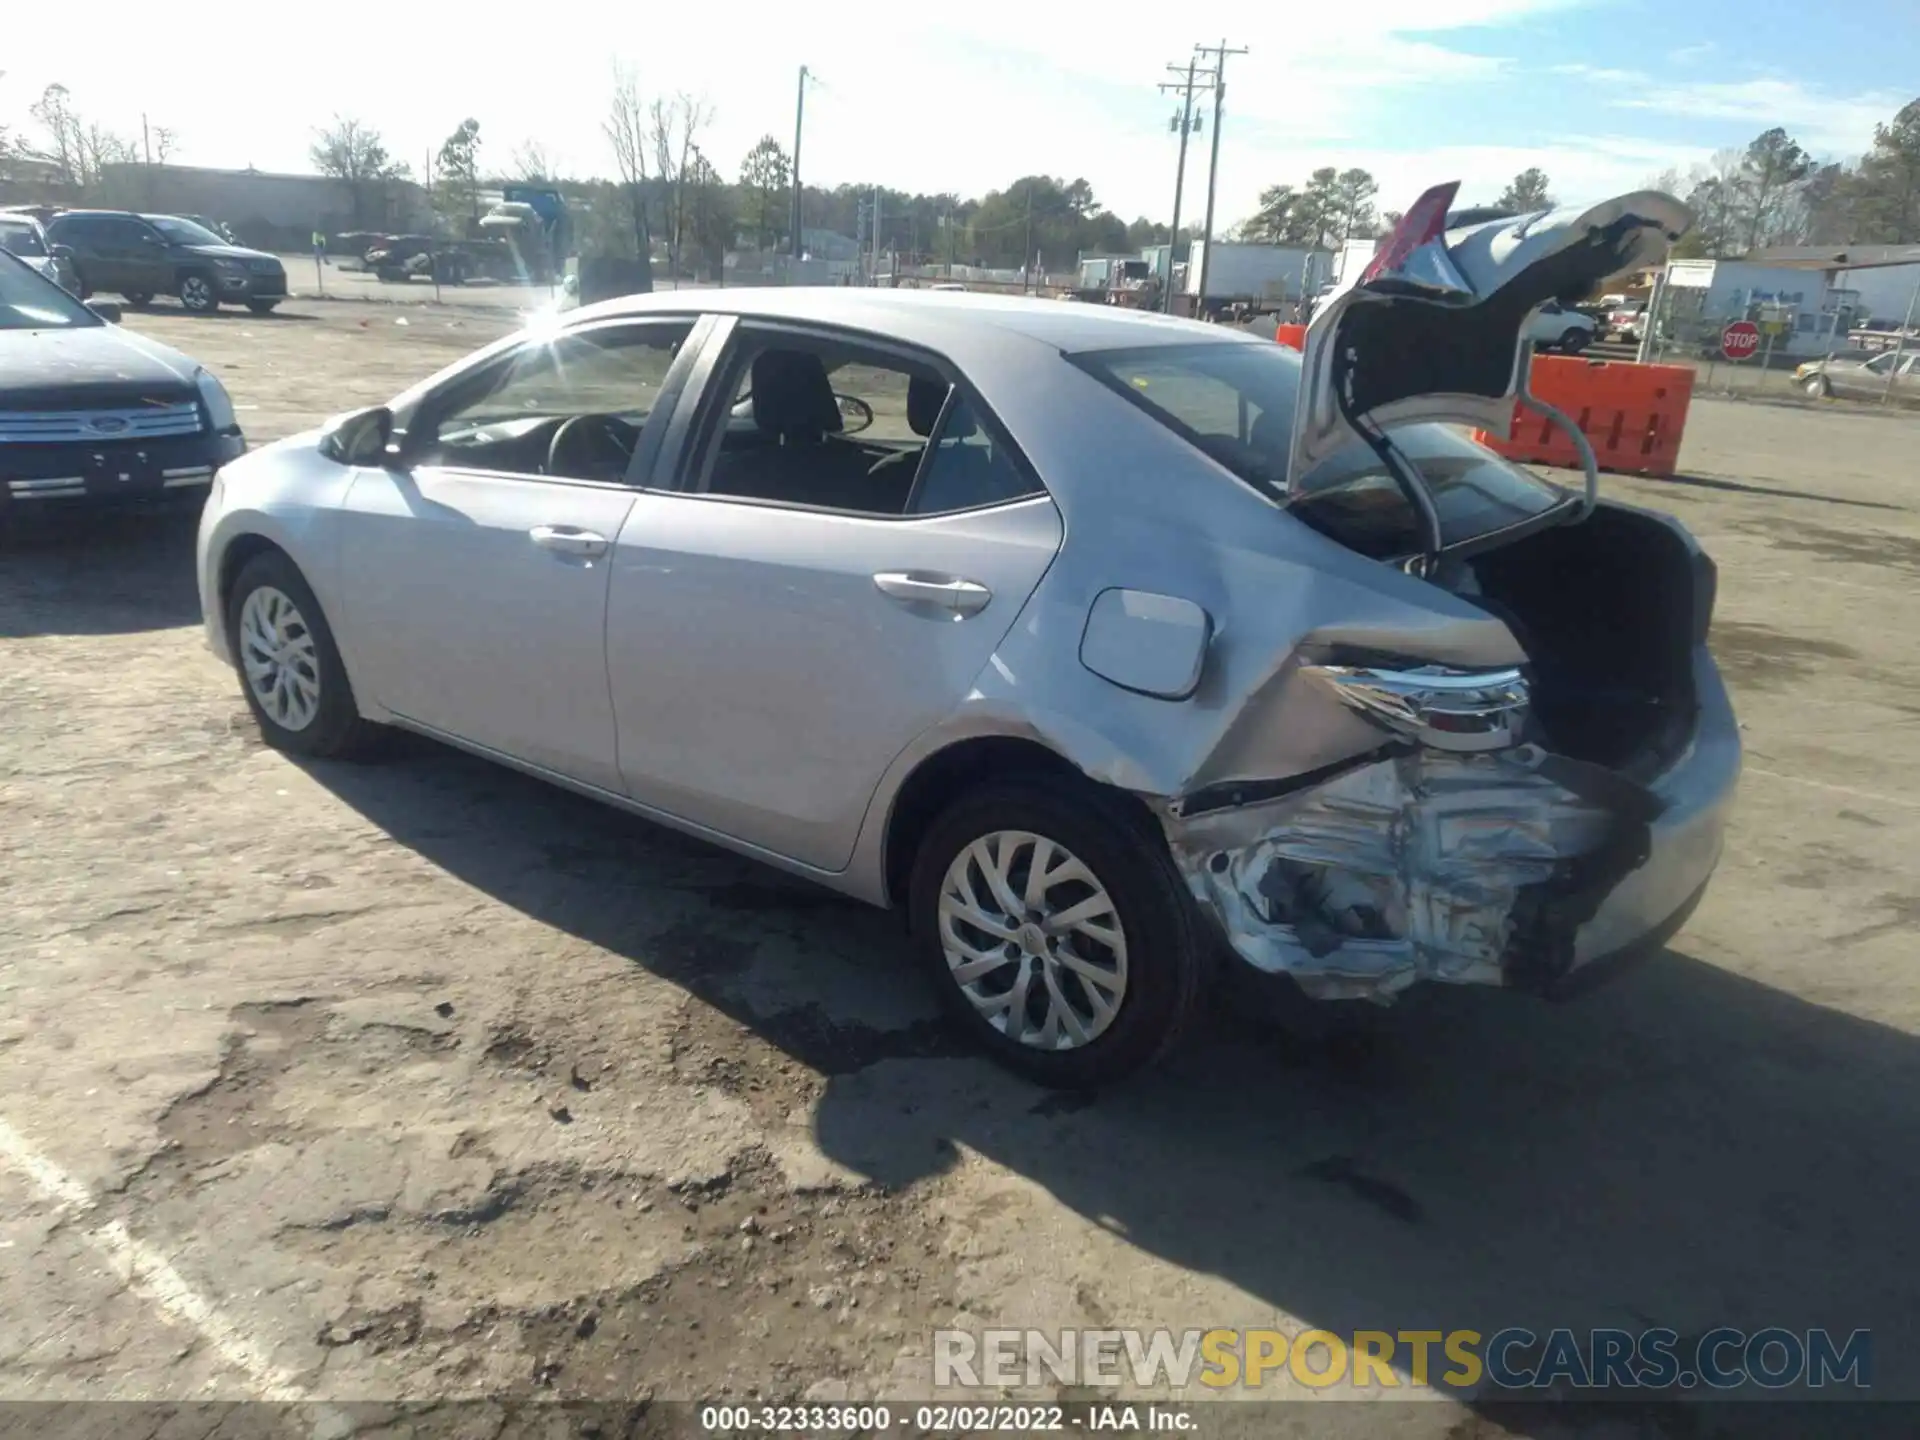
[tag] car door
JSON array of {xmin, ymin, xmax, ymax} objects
[
  {"xmin": 335, "ymin": 315, "xmax": 704, "ymax": 791},
  {"xmin": 1835, "ymin": 351, "xmax": 1896, "ymax": 400},
  {"xmin": 605, "ymin": 318, "xmax": 1063, "ymax": 870},
  {"xmin": 92, "ymin": 217, "xmax": 159, "ymax": 295}
]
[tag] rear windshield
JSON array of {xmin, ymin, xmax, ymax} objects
[{"xmin": 1069, "ymin": 340, "xmax": 1569, "ymax": 557}]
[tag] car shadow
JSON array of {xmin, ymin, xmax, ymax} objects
[
  {"xmin": 1663, "ymin": 470, "xmax": 1906, "ymax": 512},
  {"xmin": 0, "ymin": 507, "xmax": 204, "ymax": 637},
  {"xmin": 125, "ymin": 302, "xmax": 318, "ymax": 322},
  {"xmin": 304, "ymin": 741, "xmax": 1920, "ymax": 1419}
]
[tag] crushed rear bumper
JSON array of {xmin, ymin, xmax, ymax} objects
[{"xmin": 1162, "ymin": 647, "xmax": 1739, "ymax": 1002}]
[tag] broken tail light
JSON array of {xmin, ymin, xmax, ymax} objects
[{"xmin": 1306, "ymin": 662, "xmax": 1529, "ymax": 753}]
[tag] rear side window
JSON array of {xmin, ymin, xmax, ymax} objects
[
  {"xmin": 906, "ymin": 393, "xmax": 1045, "ymax": 516},
  {"xmin": 0, "ymin": 223, "xmax": 48, "ymax": 258},
  {"xmin": 1070, "ymin": 340, "xmax": 1568, "ymax": 556}
]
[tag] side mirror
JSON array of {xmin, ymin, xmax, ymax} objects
[
  {"xmin": 51, "ymin": 243, "xmax": 76, "ymax": 261},
  {"xmin": 86, "ymin": 300, "xmax": 122, "ymax": 324},
  {"xmin": 318, "ymin": 406, "xmax": 394, "ymax": 467}
]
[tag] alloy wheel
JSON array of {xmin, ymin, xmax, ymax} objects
[
  {"xmin": 937, "ymin": 830, "xmax": 1129, "ymax": 1051},
  {"xmin": 181, "ymin": 276, "xmax": 213, "ymax": 310},
  {"xmin": 239, "ymin": 585, "xmax": 321, "ymax": 732}
]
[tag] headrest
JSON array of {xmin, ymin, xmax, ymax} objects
[
  {"xmin": 907, "ymin": 375, "xmax": 950, "ymax": 437},
  {"xmin": 751, "ymin": 349, "xmax": 844, "ymax": 439}
]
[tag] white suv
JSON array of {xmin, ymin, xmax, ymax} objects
[{"xmin": 1527, "ymin": 300, "xmax": 1596, "ymax": 353}]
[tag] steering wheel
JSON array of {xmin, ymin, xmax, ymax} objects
[{"xmin": 547, "ymin": 414, "xmax": 639, "ymax": 481}]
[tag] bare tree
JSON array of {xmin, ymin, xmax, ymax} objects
[
  {"xmin": 310, "ymin": 116, "xmax": 409, "ymax": 227},
  {"xmin": 604, "ymin": 63, "xmax": 653, "ymax": 260},
  {"xmin": 511, "ymin": 140, "xmax": 557, "ymax": 182},
  {"xmin": 648, "ymin": 92, "xmax": 713, "ymax": 275},
  {"xmin": 151, "ymin": 126, "xmax": 178, "ymax": 165},
  {"xmin": 31, "ymin": 84, "xmax": 81, "ymax": 186}
]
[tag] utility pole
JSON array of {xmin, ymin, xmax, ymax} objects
[
  {"xmin": 1157, "ymin": 59, "xmax": 1210, "ymax": 314},
  {"xmin": 790, "ymin": 65, "xmax": 811, "ymax": 259},
  {"xmin": 1193, "ymin": 40, "xmax": 1248, "ymax": 317},
  {"xmin": 872, "ymin": 185, "xmax": 882, "ymax": 283},
  {"xmin": 946, "ymin": 198, "xmax": 955, "ymax": 277},
  {"xmin": 1021, "ymin": 186, "xmax": 1034, "ymax": 292}
]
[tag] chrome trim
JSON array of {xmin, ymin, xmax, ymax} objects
[
  {"xmin": 0, "ymin": 403, "xmax": 204, "ymax": 443},
  {"xmin": 162, "ymin": 465, "xmax": 215, "ymax": 479},
  {"xmin": 8, "ymin": 476, "xmax": 88, "ymax": 492},
  {"xmin": 162, "ymin": 473, "xmax": 215, "ymax": 488},
  {"xmin": 1306, "ymin": 663, "xmax": 1530, "ymax": 753}
]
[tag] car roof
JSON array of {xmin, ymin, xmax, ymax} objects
[{"xmin": 566, "ymin": 286, "xmax": 1261, "ymax": 357}]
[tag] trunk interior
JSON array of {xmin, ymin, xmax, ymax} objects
[{"xmin": 1452, "ymin": 504, "xmax": 1705, "ymax": 770}]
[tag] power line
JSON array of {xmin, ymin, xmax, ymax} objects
[{"xmin": 1192, "ymin": 39, "xmax": 1248, "ymax": 312}]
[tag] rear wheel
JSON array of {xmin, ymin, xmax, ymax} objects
[
  {"xmin": 226, "ymin": 551, "xmax": 384, "ymax": 759},
  {"xmin": 1559, "ymin": 327, "xmax": 1590, "ymax": 354},
  {"xmin": 246, "ymin": 299, "xmax": 280, "ymax": 315},
  {"xmin": 124, "ymin": 291, "xmax": 154, "ymax": 309},
  {"xmin": 178, "ymin": 273, "xmax": 219, "ymax": 313},
  {"xmin": 908, "ymin": 777, "xmax": 1212, "ymax": 1088}
]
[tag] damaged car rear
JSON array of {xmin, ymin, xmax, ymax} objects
[{"xmin": 1022, "ymin": 185, "xmax": 1738, "ymax": 1076}]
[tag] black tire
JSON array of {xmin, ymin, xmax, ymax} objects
[
  {"xmin": 124, "ymin": 292, "xmax": 155, "ymax": 309},
  {"xmin": 1559, "ymin": 327, "xmax": 1590, "ymax": 354},
  {"xmin": 907, "ymin": 775, "xmax": 1212, "ymax": 1088},
  {"xmin": 178, "ymin": 272, "xmax": 220, "ymax": 313},
  {"xmin": 246, "ymin": 300, "xmax": 280, "ymax": 315},
  {"xmin": 226, "ymin": 550, "xmax": 384, "ymax": 760}
]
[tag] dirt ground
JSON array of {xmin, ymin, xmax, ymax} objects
[{"xmin": 2, "ymin": 300, "xmax": 1918, "ymax": 1436}]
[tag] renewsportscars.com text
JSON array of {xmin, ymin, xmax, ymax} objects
[{"xmin": 933, "ymin": 1326, "xmax": 1871, "ymax": 1392}]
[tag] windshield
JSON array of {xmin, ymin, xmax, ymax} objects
[
  {"xmin": 0, "ymin": 222, "xmax": 49, "ymax": 258},
  {"xmin": 0, "ymin": 251, "xmax": 98, "ymax": 330},
  {"xmin": 1070, "ymin": 340, "xmax": 1569, "ymax": 556},
  {"xmin": 145, "ymin": 215, "xmax": 228, "ymax": 247}
]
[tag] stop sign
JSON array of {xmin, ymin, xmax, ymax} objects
[{"xmin": 1721, "ymin": 320, "xmax": 1762, "ymax": 361}]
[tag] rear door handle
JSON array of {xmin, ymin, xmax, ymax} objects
[
  {"xmin": 873, "ymin": 571, "xmax": 993, "ymax": 616},
  {"xmin": 530, "ymin": 525, "xmax": 608, "ymax": 558}
]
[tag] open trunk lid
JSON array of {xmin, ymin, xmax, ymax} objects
[{"xmin": 1286, "ymin": 184, "xmax": 1692, "ymax": 517}]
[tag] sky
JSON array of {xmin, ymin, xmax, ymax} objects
[{"xmin": 4, "ymin": 0, "xmax": 1917, "ymax": 231}]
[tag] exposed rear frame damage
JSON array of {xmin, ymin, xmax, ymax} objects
[{"xmin": 1160, "ymin": 710, "xmax": 1666, "ymax": 1003}]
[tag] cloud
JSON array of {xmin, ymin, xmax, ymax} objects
[
  {"xmin": 1609, "ymin": 78, "xmax": 1903, "ymax": 157},
  {"xmin": 1667, "ymin": 42, "xmax": 1715, "ymax": 64}
]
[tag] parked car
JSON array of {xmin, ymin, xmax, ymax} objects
[
  {"xmin": 43, "ymin": 210, "xmax": 289, "ymax": 314},
  {"xmin": 0, "ymin": 212, "xmax": 80, "ymax": 294},
  {"xmin": 1603, "ymin": 298, "xmax": 1647, "ymax": 338},
  {"xmin": 1526, "ymin": 299, "xmax": 1595, "ymax": 353},
  {"xmin": 197, "ymin": 186, "xmax": 1735, "ymax": 1087},
  {"xmin": 1795, "ymin": 349, "xmax": 1918, "ymax": 400},
  {"xmin": 0, "ymin": 250, "xmax": 246, "ymax": 515}
]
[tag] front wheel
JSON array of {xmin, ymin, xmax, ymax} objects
[
  {"xmin": 1804, "ymin": 374, "xmax": 1831, "ymax": 398},
  {"xmin": 908, "ymin": 777, "xmax": 1212, "ymax": 1088},
  {"xmin": 124, "ymin": 291, "xmax": 155, "ymax": 308},
  {"xmin": 178, "ymin": 273, "xmax": 219, "ymax": 313},
  {"xmin": 226, "ymin": 551, "xmax": 384, "ymax": 759},
  {"xmin": 246, "ymin": 300, "xmax": 280, "ymax": 315},
  {"xmin": 1559, "ymin": 327, "xmax": 1591, "ymax": 354}
]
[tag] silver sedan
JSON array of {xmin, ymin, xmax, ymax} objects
[{"xmin": 197, "ymin": 187, "xmax": 1739, "ymax": 1087}]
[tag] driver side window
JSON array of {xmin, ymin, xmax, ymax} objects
[{"xmin": 412, "ymin": 320, "xmax": 694, "ymax": 482}]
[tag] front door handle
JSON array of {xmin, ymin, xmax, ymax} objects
[
  {"xmin": 873, "ymin": 571, "xmax": 993, "ymax": 616},
  {"xmin": 530, "ymin": 525, "xmax": 608, "ymax": 558}
]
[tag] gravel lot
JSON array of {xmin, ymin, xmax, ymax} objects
[{"xmin": 3, "ymin": 300, "xmax": 1918, "ymax": 1435}]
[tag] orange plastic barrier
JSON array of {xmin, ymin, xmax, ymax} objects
[
  {"xmin": 1274, "ymin": 322, "xmax": 1306, "ymax": 350},
  {"xmin": 1473, "ymin": 354, "xmax": 1693, "ymax": 479}
]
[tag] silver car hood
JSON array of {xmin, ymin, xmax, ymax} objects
[{"xmin": 1287, "ymin": 184, "xmax": 1693, "ymax": 486}]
